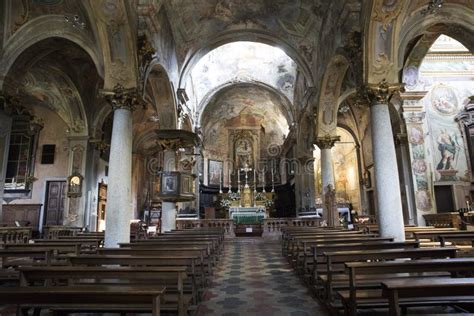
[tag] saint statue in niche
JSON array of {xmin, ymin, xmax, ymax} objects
[{"xmin": 235, "ymin": 138, "xmax": 253, "ymax": 169}]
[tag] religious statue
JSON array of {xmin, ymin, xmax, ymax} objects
[{"xmin": 324, "ymin": 184, "xmax": 338, "ymax": 227}]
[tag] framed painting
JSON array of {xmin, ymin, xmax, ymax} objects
[
  {"xmin": 208, "ymin": 159, "xmax": 223, "ymax": 186},
  {"xmin": 160, "ymin": 171, "xmax": 179, "ymax": 195}
]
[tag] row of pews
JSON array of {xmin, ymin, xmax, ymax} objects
[
  {"xmin": 0, "ymin": 227, "xmax": 225, "ymax": 316},
  {"xmin": 282, "ymin": 226, "xmax": 474, "ymax": 315}
]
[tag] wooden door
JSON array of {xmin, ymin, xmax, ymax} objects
[{"xmin": 44, "ymin": 181, "xmax": 66, "ymax": 225}]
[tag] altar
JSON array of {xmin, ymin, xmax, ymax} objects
[{"xmin": 229, "ymin": 206, "xmax": 266, "ymax": 225}]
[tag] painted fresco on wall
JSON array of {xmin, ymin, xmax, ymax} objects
[
  {"xmin": 313, "ymin": 128, "xmax": 361, "ymax": 210},
  {"xmin": 427, "ymin": 84, "xmax": 469, "ymax": 182}
]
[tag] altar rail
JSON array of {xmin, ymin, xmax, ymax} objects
[
  {"xmin": 176, "ymin": 219, "xmax": 235, "ymax": 237},
  {"xmin": 0, "ymin": 227, "xmax": 32, "ymax": 244},
  {"xmin": 423, "ymin": 212, "xmax": 474, "ymax": 229},
  {"xmin": 262, "ymin": 218, "xmax": 322, "ymax": 239}
]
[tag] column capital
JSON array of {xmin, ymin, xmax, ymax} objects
[
  {"xmin": 365, "ymin": 79, "xmax": 405, "ymax": 105},
  {"xmin": 315, "ymin": 135, "xmax": 340, "ymax": 149},
  {"xmin": 103, "ymin": 84, "xmax": 143, "ymax": 111}
]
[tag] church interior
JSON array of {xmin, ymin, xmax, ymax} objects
[{"xmin": 1, "ymin": 0, "xmax": 474, "ymax": 315}]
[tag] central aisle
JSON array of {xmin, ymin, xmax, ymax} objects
[{"xmin": 196, "ymin": 238, "xmax": 328, "ymax": 316}]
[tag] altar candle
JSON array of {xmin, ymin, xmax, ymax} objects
[
  {"xmin": 253, "ymin": 169, "xmax": 256, "ymax": 187},
  {"xmin": 228, "ymin": 168, "xmax": 231, "ymax": 192},
  {"xmin": 219, "ymin": 169, "xmax": 222, "ymax": 193}
]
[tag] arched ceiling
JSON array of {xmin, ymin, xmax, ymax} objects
[
  {"xmin": 3, "ymin": 37, "xmax": 101, "ymax": 136},
  {"xmin": 201, "ymin": 84, "xmax": 290, "ymax": 151},
  {"xmin": 188, "ymin": 42, "xmax": 297, "ymax": 110}
]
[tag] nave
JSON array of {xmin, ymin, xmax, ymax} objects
[{"xmin": 196, "ymin": 238, "xmax": 326, "ymax": 316}]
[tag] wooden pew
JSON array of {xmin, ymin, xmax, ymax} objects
[
  {"xmin": 0, "ymin": 284, "xmax": 166, "ymax": 316},
  {"xmin": 310, "ymin": 241, "xmax": 420, "ymax": 289},
  {"xmin": 438, "ymin": 232, "xmax": 474, "ymax": 247},
  {"xmin": 18, "ymin": 266, "xmax": 189, "ymax": 316},
  {"xmin": 337, "ymin": 257, "xmax": 474, "ymax": 315},
  {"xmin": 66, "ymin": 254, "xmax": 203, "ymax": 303},
  {"xmin": 382, "ymin": 277, "xmax": 474, "ymax": 316},
  {"xmin": 320, "ymin": 247, "xmax": 457, "ymax": 304}
]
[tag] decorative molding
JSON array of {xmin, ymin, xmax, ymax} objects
[
  {"xmin": 103, "ymin": 84, "xmax": 143, "ymax": 111},
  {"xmin": 315, "ymin": 135, "xmax": 340, "ymax": 149},
  {"xmin": 365, "ymin": 79, "xmax": 405, "ymax": 105},
  {"xmin": 403, "ymin": 111, "xmax": 426, "ymax": 124},
  {"xmin": 372, "ymin": 0, "xmax": 404, "ymax": 32}
]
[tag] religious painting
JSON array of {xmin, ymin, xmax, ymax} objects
[
  {"xmin": 208, "ymin": 159, "xmax": 223, "ymax": 186},
  {"xmin": 161, "ymin": 172, "xmax": 179, "ymax": 195},
  {"xmin": 429, "ymin": 119, "xmax": 468, "ymax": 182},
  {"xmin": 235, "ymin": 138, "xmax": 253, "ymax": 169},
  {"xmin": 431, "ymin": 84, "xmax": 458, "ymax": 116},
  {"xmin": 407, "ymin": 126, "xmax": 424, "ymax": 145},
  {"xmin": 415, "ymin": 190, "xmax": 432, "ymax": 211}
]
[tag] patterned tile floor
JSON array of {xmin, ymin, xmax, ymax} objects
[{"xmin": 196, "ymin": 238, "xmax": 328, "ymax": 316}]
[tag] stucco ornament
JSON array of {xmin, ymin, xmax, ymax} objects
[
  {"xmin": 372, "ymin": 0, "xmax": 404, "ymax": 32},
  {"xmin": 104, "ymin": 84, "xmax": 143, "ymax": 111},
  {"xmin": 366, "ymin": 79, "xmax": 405, "ymax": 105}
]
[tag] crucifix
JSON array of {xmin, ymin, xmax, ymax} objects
[{"xmin": 240, "ymin": 164, "xmax": 252, "ymax": 189}]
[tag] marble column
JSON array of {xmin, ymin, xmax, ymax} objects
[
  {"xmin": 103, "ymin": 85, "xmax": 140, "ymax": 248},
  {"xmin": 367, "ymin": 80, "xmax": 405, "ymax": 241},
  {"xmin": 0, "ymin": 109, "xmax": 12, "ymax": 222},
  {"xmin": 161, "ymin": 150, "xmax": 177, "ymax": 232},
  {"xmin": 315, "ymin": 136, "xmax": 339, "ymax": 224}
]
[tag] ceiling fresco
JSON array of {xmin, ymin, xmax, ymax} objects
[
  {"xmin": 166, "ymin": 0, "xmax": 324, "ymax": 44},
  {"xmin": 188, "ymin": 41, "xmax": 297, "ymax": 109}
]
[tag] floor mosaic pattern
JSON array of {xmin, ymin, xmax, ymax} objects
[{"xmin": 196, "ymin": 238, "xmax": 328, "ymax": 316}]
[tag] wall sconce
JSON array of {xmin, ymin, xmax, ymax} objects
[{"xmin": 67, "ymin": 172, "xmax": 84, "ymax": 198}]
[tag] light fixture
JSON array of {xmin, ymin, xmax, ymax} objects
[
  {"xmin": 64, "ymin": 15, "xmax": 86, "ymax": 29},
  {"xmin": 421, "ymin": 0, "xmax": 444, "ymax": 16}
]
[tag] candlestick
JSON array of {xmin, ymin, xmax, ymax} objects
[
  {"xmin": 262, "ymin": 170, "xmax": 266, "ymax": 193},
  {"xmin": 253, "ymin": 169, "xmax": 256, "ymax": 192},
  {"xmin": 237, "ymin": 169, "xmax": 240, "ymax": 193},
  {"xmin": 228, "ymin": 168, "xmax": 231, "ymax": 193},
  {"xmin": 219, "ymin": 169, "xmax": 223, "ymax": 194},
  {"xmin": 271, "ymin": 167, "xmax": 275, "ymax": 192}
]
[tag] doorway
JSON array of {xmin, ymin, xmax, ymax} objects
[
  {"xmin": 43, "ymin": 181, "xmax": 67, "ymax": 226},
  {"xmin": 434, "ymin": 185, "xmax": 455, "ymax": 213},
  {"xmin": 97, "ymin": 182, "xmax": 107, "ymax": 231}
]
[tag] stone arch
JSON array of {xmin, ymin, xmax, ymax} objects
[
  {"xmin": 0, "ymin": 15, "xmax": 103, "ymax": 89},
  {"xmin": 316, "ymin": 54, "xmax": 351, "ymax": 137},
  {"xmin": 2, "ymin": 36, "xmax": 102, "ymax": 137},
  {"xmin": 396, "ymin": 4, "xmax": 474, "ymax": 73},
  {"xmin": 143, "ymin": 63, "xmax": 178, "ymax": 130},
  {"xmin": 177, "ymin": 29, "xmax": 314, "ymax": 90}
]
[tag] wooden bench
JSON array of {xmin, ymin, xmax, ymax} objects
[
  {"xmin": 320, "ymin": 247, "xmax": 457, "ymax": 304},
  {"xmin": 66, "ymin": 254, "xmax": 203, "ymax": 303},
  {"xmin": 310, "ymin": 241, "xmax": 420, "ymax": 288},
  {"xmin": 438, "ymin": 232, "xmax": 474, "ymax": 247},
  {"xmin": 382, "ymin": 277, "xmax": 474, "ymax": 316},
  {"xmin": 18, "ymin": 266, "xmax": 189, "ymax": 316},
  {"xmin": 0, "ymin": 284, "xmax": 166, "ymax": 316},
  {"xmin": 338, "ymin": 258, "xmax": 474, "ymax": 315}
]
